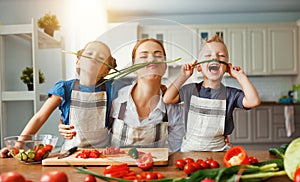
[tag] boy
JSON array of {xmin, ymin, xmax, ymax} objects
[{"xmin": 163, "ymin": 34, "xmax": 260, "ymax": 151}]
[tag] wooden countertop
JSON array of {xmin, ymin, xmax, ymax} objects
[{"xmin": 0, "ymin": 151, "xmax": 292, "ymax": 181}]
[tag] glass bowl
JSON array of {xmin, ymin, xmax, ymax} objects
[{"xmin": 4, "ymin": 134, "xmax": 58, "ymax": 164}]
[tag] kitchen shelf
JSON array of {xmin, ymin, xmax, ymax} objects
[{"xmin": 0, "ymin": 18, "xmax": 64, "ymax": 147}]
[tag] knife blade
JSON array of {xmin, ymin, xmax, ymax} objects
[{"xmin": 58, "ymin": 146, "xmax": 78, "ymax": 159}]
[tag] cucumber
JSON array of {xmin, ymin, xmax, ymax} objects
[
  {"xmin": 27, "ymin": 149, "xmax": 36, "ymax": 159},
  {"xmin": 21, "ymin": 152, "xmax": 28, "ymax": 161}
]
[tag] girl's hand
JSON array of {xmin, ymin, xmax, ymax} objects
[
  {"xmin": 0, "ymin": 147, "xmax": 11, "ymax": 158},
  {"xmin": 58, "ymin": 117, "xmax": 76, "ymax": 140},
  {"xmin": 227, "ymin": 63, "xmax": 245, "ymax": 79},
  {"xmin": 181, "ymin": 60, "xmax": 197, "ymax": 78}
]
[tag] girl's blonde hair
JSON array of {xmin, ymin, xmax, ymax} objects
[{"xmin": 76, "ymin": 41, "xmax": 117, "ymax": 75}]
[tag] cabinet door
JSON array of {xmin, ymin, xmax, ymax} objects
[
  {"xmin": 268, "ymin": 26, "xmax": 298, "ymax": 75},
  {"xmin": 247, "ymin": 27, "xmax": 269, "ymax": 75},
  {"xmin": 252, "ymin": 106, "xmax": 273, "ymax": 143},
  {"xmin": 227, "ymin": 28, "xmax": 247, "ymax": 72},
  {"xmin": 168, "ymin": 28, "xmax": 198, "ymax": 65},
  {"xmin": 230, "ymin": 109, "xmax": 252, "ymax": 143}
]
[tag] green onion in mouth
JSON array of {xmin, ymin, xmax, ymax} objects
[
  {"xmin": 63, "ymin": 50, "xmax": 181, "ymax": 87},
  {"xmin": 193, "ymin": 59, "xmax": 228, "ymax": 66}
]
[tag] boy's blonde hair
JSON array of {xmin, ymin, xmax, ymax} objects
[{"xmin": 200, "ymin": 34, "xmax": 229, "ymax": 58}]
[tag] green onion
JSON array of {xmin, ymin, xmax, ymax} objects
[
  {"xmin": 64, "ymin": 49, "xmax": 181, "ymax": 87},
  {"xmin": 193, "ymin": 59, "xmax": 228, "ymax": 66},
  {"xmin": 62, "ymin": 50, "xmax": 119, "ymax": 72}
]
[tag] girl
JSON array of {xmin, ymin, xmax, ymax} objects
[
  {"xmin": 109, "ymin": 38, "xmax": 184, "ymax": 152},
  {"xmin": 0, "ymin": 41, "xmax": 117, "ymax": 157}
]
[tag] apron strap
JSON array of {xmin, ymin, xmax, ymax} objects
[{"xmin": 73, "ymin": 79, "xmax": 107, "ymax": 91}]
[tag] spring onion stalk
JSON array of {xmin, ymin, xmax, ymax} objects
[
  {"xmin": 97, "ymin": 57, "xmax": 182, "ymax": 86},
  {"xmin": 193, "ymin": 59, "xmax": 228, "ymax": 66},
  {"xmin": 63, "ymin": 50, "xmax": 181, "ymax": 86},
  {"xmin": 62, "ymin": 50, "xmax": 119, "ymax": 72}
]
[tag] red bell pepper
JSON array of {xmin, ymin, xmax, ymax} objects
[{"xmin": 223, "ymin": 146, "xmax": 249, "ymax": 167}]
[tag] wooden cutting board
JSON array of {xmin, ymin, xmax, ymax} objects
[{"xmin": 42, "ymin": 148, "xmax": 169, "ymax": 166}]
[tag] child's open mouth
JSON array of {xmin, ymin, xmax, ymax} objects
[{"xmin": 208, "ymin": 64, "xmax": 220, "ymax": 73}]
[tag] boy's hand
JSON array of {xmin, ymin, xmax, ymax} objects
[
  {"xmin": 181, "ymin": 60, "xmax": 197, "ymax": 78},
  {"xmin": 227, "ymin": 63, "xmax": 245, "ymax": 79}
]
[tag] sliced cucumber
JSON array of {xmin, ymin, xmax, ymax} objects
[{"xmin": 21, "ymin": 152, "xmax": 28, "ymax": 161}]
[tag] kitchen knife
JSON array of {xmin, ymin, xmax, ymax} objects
[{"xmin": 58, "ymin": 146, "xmax": 78, "ymax": 159}]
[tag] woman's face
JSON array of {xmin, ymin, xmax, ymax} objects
[
  {"xmin": 79, "ymin": 42, "xmax": 111, "ymax": 79},
  {"xmin": 198, "ymin": 42, "xmax": 228, "ymax": 81},
  {"xmin": 134, "ymin": 41, "xmax": 166, "ymax": 79}
]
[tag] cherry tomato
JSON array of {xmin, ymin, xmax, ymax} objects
[
  {"xmin": 153, "ymin": 172, "xmax": 163, "ymax": 179},
  {"xmin": 183, "ymin": 163, "xmax": 196, "ymax": 175},
  {"xmin": 294, "ymin": 167, "xmax": 300, "ymax": 182},
  {"xmin": 208, "ymin": 160, "xmax": 220, "ymax": 169},
  {"xmin": 145, "ymin": 173, "xmax": 158, "ymax": 180},
  {"xmin": 191, "ymin": 162, "xmax": 201, "ymax": 171},
  {"xmin": 0, "ymin": 171, "xmax": 26, "ymax": 182},
  {"xmin": 248, "ymin": 156, "xmax": 259, "ymax": 164},
  {"xmin": 197, "ymin": 159, "xmax": 209, "ymax": 169},
  {"xmin": 84, "ymin": 175, "xmax": 96, "ymax": 182},
  {"xmin": 136, "ymin": 153, "xmax": 153, "ymax": 171},
  {"xmin": 175, "ymin": 159, "xmax": 186, "ymax": 170},
  {"xmin": 40, "ymin": 171, "xmax": 68, "ymax": 182},
  {"xmin": 201, "ymin": 178, "xmax": 215, "ymax": 182},
  {"xmin": 185, "ymin": 157, "xmax": 194, "ymax": 164}
]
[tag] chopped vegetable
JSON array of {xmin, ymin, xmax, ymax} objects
[
  {"xmin": 128, "ymin": 147, "xmax": 139, "ymax": 159},
  {"xmin": 223, "ymin": 146, "xmax": 249, "ymax": 167},
  {"xmin": 284, "ymin": 137, "xmax": 300, "ymax": 180}
]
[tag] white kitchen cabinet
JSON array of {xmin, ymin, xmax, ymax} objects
[
  {"xmin": 247, "ymin": 26, "xmax": 268, "ymax": 75},
  {"xmin": 138, "ymin": 25, "xmax": 198, "ymax": 66},
  {"xmin": 227, "ymin": 27, "xmax": 248, "ymax": 72},
  {"xmin": 268, "ymin": 24, "xmax": 298, "ymax": 75},
  {"xmin": 0, "ymin": 19, "xmax": 64, "ymax": 147}
]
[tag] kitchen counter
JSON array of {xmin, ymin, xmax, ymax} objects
[
  {"xmin": 261, "ymin": 101, "xmax": 300, "ymax": 105},
  {"xmin": 0, "ymin": 151, "xmax": 292, "ymax": 181}
]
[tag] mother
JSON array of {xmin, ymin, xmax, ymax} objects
[{"xmin": 109, "ymin": 38, "xmax": 184, "ymax": 152}]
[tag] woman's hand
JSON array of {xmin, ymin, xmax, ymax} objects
[{"xmin": 58, "ymin": 117, "xmax": 76, "ymax": 140}]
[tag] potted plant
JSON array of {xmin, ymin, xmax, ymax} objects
[
  {"xmin": 20, "ymin": 67, "xmax": 45, "ymax": 91},
  {"xmin": 38, "ymin": 13, "xmax": 60, "ymax": 37}
]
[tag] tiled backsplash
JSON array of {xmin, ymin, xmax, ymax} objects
[{"xmin": 163, "ymin": 67, "xmax": 295, "ymax": 102}]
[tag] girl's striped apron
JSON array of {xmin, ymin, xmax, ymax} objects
[{"xmin": 61, "ymin": 80, "xmax": 109, "ymax": 151}]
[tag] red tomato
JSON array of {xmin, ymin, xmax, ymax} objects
[
  {"xmin": 223, "ymin": 146, "xmax": 249, "ymax": 167},
  {"xmin": 153, "ymin": 172, "xmax": 163, "ymax": 179},
  {"xmin": 84, "ymin": 174, "xmax": 96, "ymax": 182},
  {"xmin": 197, "ymin": 159, "xmax": 209, "ymax": 169},
  {"xmin": 191, "ymin": 162, "xmax": 201, "ymax": 170},
  {"xmin": 145, "ymin": 173, "xmax": 158, "ymax": 180},
  {"xmin": 185, "ymin": 157, "xmax": 194, "ymax": 164},
  {"xmin": 294, "ymin": 167, "xmax": 300, "ymax": 182},
  {"xmin": 201, "ymin": 178, "xmax": 215, "ymax": 182},
  {"xmin": 40, "ymin": 171, "xmax": 68, "ymax": 182},
  {"xmin": 208, "ymin": 160, "xmax": 220, "ymax": 169},
  {"xmin": 136, "ymin": 153, "xmax": 153, "ymax": 171},
  {"xmin": 175, "ymin": 159, "xmax": 186, "ymax": 170},
  {"xmin": 248, "ymin": 156, "xmax": 259, "ymax": 164},
  {"xmin": 0, "ymin": 171, "xmax": 26, "ymax": 182},
  {"xmin": 183, "ymin": 163, "xmax": 196, "ymax": 175}
]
